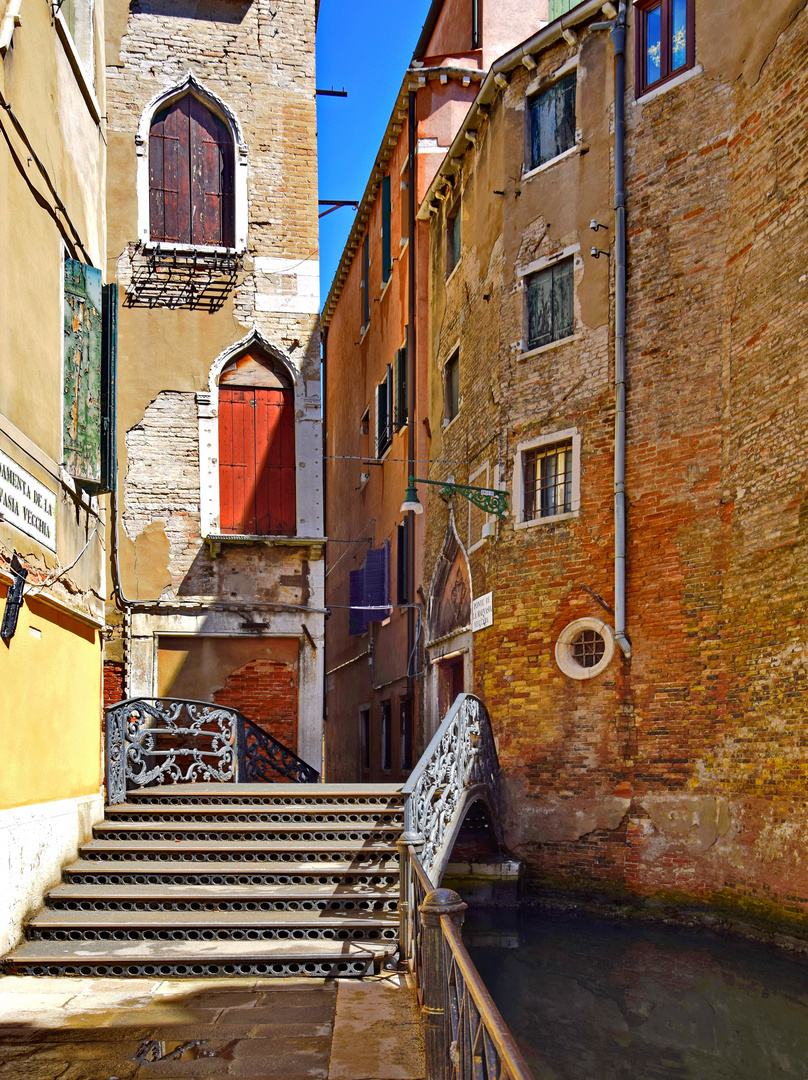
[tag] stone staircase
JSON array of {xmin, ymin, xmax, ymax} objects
[{"xmin": 5, "ymin": 784, "xmax": 404, "ymax": 978}]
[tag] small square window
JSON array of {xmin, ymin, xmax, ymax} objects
[
  {"xmin": 635, "ymin": 0, "xmax": 695, "ymax": 97},
  {"xmin": 513, "ymin": 429, "xmax": 580, "ymax": 528},
  {"xmin": 523, "ymin": 440, "xmax": 573, "ymax": 521},
  {"xmin": 529, "ymin": 71, "xmax": 576, "ymax": 170},
  {"xmin": 446, "ymin": 204, "xmax": 461, "ymax": 275},
  {"xmin": 526, "ymin": 257, "xmax": 574, "ymax": 350},
  {"xmin": 444, "ymin": 350, "xmax": 459, "ymax": 423}
]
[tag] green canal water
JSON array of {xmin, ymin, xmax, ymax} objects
[{"xmin": 463, "ymin": 909, "xmax": 808, "ymax": 1080}]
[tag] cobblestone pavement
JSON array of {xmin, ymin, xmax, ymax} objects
[{"xmin": 0, "ymin": 973, "xmax": 425, "ymax": 1079}]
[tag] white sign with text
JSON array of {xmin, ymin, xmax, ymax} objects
[
  {"xmin": 472, "ymin": 591, "xmax": 493, "ymax": 632},
  {"xmin": 0, "ymin": 448, "xmax": 57, "ymax": 551}
]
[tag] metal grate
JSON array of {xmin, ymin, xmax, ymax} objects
[
  {"xmin": 522, "ymin": 440, "xmax": 573, "ymax": 521},
  {"xmin": 571, "ymin": 628, "xmax": 605, "ymax": 668}
]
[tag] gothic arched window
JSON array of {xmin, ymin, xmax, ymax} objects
[{"xmin": 149, "ymin": 94, "xmax": 235, "ymax": 247}]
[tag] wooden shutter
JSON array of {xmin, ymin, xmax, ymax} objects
[
  {"xmin": 63, "ymin": 258, "xmax": 102, "ymax": 485},
  {"xmin": 349, "ymin": 568, "xmax": 366, "ymax": 636},
  {"xmin": 100, "ymin": 284, "xmax": 118, "ymax": 493},
  {"xmin": 381, "ymin": 175, "xmax": 392, "ymax": 281},
  {"xmin": 149, "ymin": 95, "xmax": 234, "ymax": 246},
  {"xmin": 396, "ymin": 521, "xmax": 409, "ymax": 604},
  {"xmin": 364, "ymin": 539, "xmax": 391, "ymax": 621},
  {"xmin": 219, "ymin": 387, "xmax": 295, "ymax": 535}
]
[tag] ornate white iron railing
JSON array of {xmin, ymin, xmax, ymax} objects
[
  {"xmin": 402, "ymin": 693, "xmax": 503, "ymax": 882},
  {"xmin": 399, "ymin": 694, "xmax": 533, "ymax": 1080},
  {"xmin": 105, "ymin": 697, "xmax": 319, "ymax": 804}
]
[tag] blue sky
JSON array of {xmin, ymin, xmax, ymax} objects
[{"xmin": 316, "ymin": 0, "xmax": 433, "ymax": 303}]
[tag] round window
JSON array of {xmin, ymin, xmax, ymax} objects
[{"xmin": 555, "ymin": 618, "xmax": 615, "ymax": 680}]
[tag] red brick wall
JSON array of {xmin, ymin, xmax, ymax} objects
[
  {"xmin": 213, "ymin": 659, "xmax": 298, "ymax": 752},
  {"xmin": 103, "ymin": 662, "xmax": 126, "ymax": 709}
]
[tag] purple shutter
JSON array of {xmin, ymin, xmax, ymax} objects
[
  {"xmin": 364, "ymin": 540, "xmax": 391, "ymax": 622},
  {"xmin": 349, "ymin": 568, "xmax": 366, "ymax": 636}
]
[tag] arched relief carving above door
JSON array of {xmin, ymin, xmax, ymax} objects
[{"xmin": 427, "ymin": 513, "xmax": 473, "ymax": 644}]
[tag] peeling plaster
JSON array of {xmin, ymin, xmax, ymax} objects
[{"xmin": 640, "ymin": 795, "xmax": 732, "ymax": 857}]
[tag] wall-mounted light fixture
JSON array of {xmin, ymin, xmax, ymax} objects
[
  {"xmin": 400, "ymin": 475, "xmax": 509, "ymax": 519},
  {"xmin": 590, "ymin": 219, "xmax": 608, "ymax": 232},
  {"xmin": 590, "ymin": 246, "xmax": 610, "ymax": 259}
]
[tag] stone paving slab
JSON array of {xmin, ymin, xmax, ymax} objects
[{"xmin": 0, "ymin": 973, "xmax": 425, "ymax": 1078}]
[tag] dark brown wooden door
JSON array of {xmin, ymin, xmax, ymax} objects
[
  {"xmin": 219, "ymin": 387, "xmax": 296, "ymax": 535},
  {"xmin": 149, "ymin": 95, "xmax": 235, "ymax": 247}
]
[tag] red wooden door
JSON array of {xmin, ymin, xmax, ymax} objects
[
  {"xmin": 219, "ymin": 387, "xmax": 296, "ymax": 535},
  {"xmin": 149, "ymin": 96, "xmax": 234, "ymax": 247}
]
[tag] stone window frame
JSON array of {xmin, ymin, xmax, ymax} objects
[
  {"xmin": 198, "ymin": 328, "xmax": 317, "ymax": 541},
  {"xmin": 512, "ymin": 427, "xmax": 581, "ymax": 529},
  {"xmin": 516, "ymin": 243, "xmax": 582, "ymax": 359},
  {"xmin": 136, "ymin": 73, "xmax": 249, "ymax": 253},
  {"xmin": 555, "ymin": 617, "xmax": 615, "ymax": 680}
]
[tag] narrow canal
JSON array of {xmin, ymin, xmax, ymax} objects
[{"xmin": 464, "ymin": 908, "xmax": 808, "ymax": 1080}]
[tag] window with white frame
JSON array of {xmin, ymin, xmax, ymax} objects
[
  {"xmin": 528, "ymin": 70, "xmax": 576, "ymax": 170},
  {"xmin": 513, "ymin": 428, "xmax": 581, "ymax": 528},
  {"xmin": 136, "ymin": 75, "xmax": 248, "ymax": 252}
]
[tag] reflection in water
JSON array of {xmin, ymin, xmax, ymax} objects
[{"xmin": 464, "ymin": 909, "xmax": 808, "ymax": 1080}]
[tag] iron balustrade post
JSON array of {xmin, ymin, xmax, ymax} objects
[{"xmin": 419, "ymin": 887, "xmax": 467, "ymax": 1080}]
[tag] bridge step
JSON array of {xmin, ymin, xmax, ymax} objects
[
  {"xmin": 4, "ymin": 938, "xmax": 395, "ymax": 978},
  {"xmin": 4, "ymin": 784, "xmax": 405, "ymax": 977}
]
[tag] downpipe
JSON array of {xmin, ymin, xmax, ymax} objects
[{"xmin": 592, "ymin": 2, "xmax": 631, "ymax": 659}]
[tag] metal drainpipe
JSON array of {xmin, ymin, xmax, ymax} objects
[
  {"xmin": 471, "ymin": 0, "xmax": 479, "ymax": 49},
  {"xmin": 611, "ymin": 2, "xmax": 631, "ymax": 659},
  {"xmin": 406, "ymin": 89, "xmax": 418, "ymax": 690},
  {"xmin": 593, "ymin": 3, "xmax": 631, "ymax": 657},
  {"xmin": 321, "ymin": 327, "xmax": 329, "ymax": 757}
]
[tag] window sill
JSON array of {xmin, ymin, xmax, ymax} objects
[
  {"xmin": 445, "ymin": 260, "xmax": 461, "ymax": 285},
  {"xmin": 636, "ymin": 64, "xmax": 702, "ymax": 105},
  {"xmin": 522, "ymin": 142, "xmax": 585, "ymax": 181},
  {"xmin": 142, "ymin": 240, "xmax": 243, "ymax": 257},
  {"xmin": 442, "ymin": 412, "xmax": 461, "ymax": 431},
  {"xmin": 514, "ymin": 510, "xmax": 578, "ymax": 531},
  {"xmin": 518, "ymin": 333, "xmax": 582, "ymax": 361}
]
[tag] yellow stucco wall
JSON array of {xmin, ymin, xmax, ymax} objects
[{"xmin": 0, "ymin": 589, "xmax": 102, "ymax": 810}]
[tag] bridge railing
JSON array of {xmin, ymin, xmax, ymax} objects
[
  {"xmin": 399, "ymin": 694, "xmax": 533, "ymax": 1080},
  {"xmin": 104, "ymin": 697, "xmax": 319, "ymax": 804}
]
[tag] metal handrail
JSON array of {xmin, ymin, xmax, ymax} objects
[
  {"xmin": 441, "ymin": 915, "xmax": 533, "ymax": 1080},
  {"xmin": 104, "ymin": 696, "xmax": 318, "ymax": 803},
  {"xmin": 399, "ymin": 692, "xmax": 534, "ymax": 1079}
]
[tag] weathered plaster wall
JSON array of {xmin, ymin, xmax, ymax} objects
[
  {"xmin": 421, "ymin": 3, "xmax": 808, "ymax": 930},
  {"xmin": 105, "ymin": 0, "xmax": 324, "ymax": 765}
]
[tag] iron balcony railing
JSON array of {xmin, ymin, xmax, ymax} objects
[
  {"xmin": 104, "ymin": 697, "xmax": 319, "ymax": 804},
  {"xmin": 399, "ymin": 694, "xmax": 533, "ymax": 1080}
]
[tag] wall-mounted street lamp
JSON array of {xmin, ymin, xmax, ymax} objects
[{"xmin": 400, "ymin": 475, "xmax": 509, "ymax": 519}]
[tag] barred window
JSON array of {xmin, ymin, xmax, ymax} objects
[
  {"xmin": 523, "ymin": 440, "xmax": 573, "ymax": 521},
  {"xmin": 526, "ymin": 257, "xmax": 574, "ymax": 350},
  {"xmin": 529, "ymin": 71, "xmax": 576, "ymax": 170}
]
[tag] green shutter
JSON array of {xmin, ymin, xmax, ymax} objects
[
  {"xmin": 381, "ymin": 175, "xmax": 392, "ymax": 282},
  {"xmin": 63, "ymin": 258, "xmax": 102, "ymax": 485},
  {"xmin": 100, "ymin": 284, "xmax": 118, "ymax": 493},
  {"xmin": 548, "ymin": 0, "xmax": 580, "ymax": 19}
]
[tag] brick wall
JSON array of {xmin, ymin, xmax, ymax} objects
[
  {"xmin": 103, "ymin": 662, "xmax": 125, "ymax": 709},
  {"xmin": 421, "ymin": 7, "xmax": 808, "ymax": 930},
  {"xmin": 213, "ymin": 658, "xmax": 298, "ymax": 753}
]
